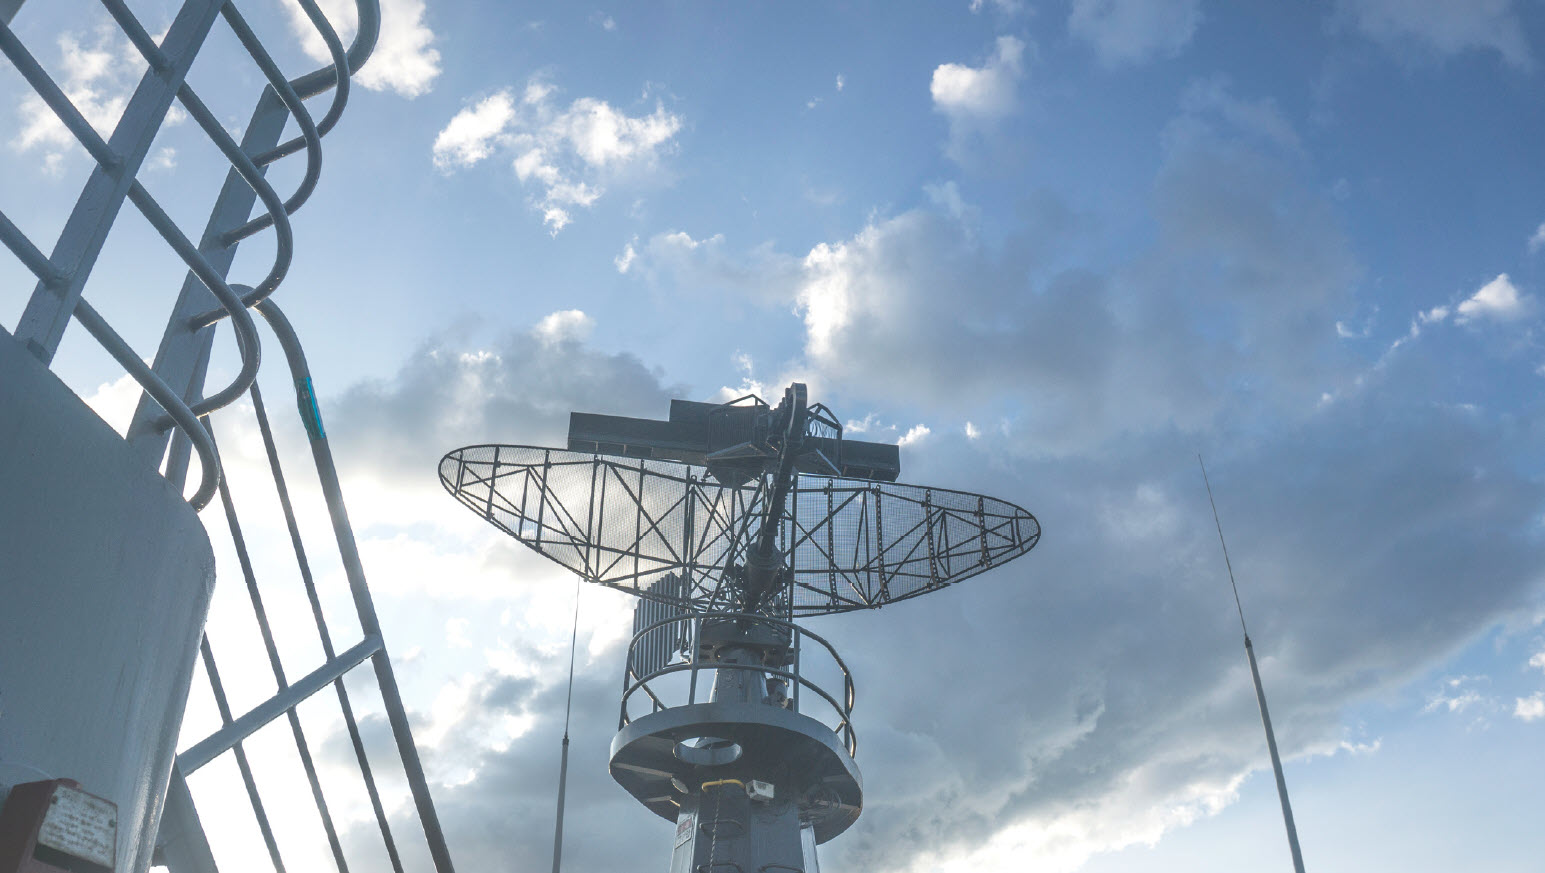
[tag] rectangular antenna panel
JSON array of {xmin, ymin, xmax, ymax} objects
[{"xmin": 630, "ymin": 574, "xmax": 689, "ymax": 679}]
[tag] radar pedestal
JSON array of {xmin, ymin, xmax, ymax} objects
[
  {"xmin": 440, "ymin": 382, "xmax": 1040, "ymax": 872},
  {"xmin": 609, "ymin": 615, "xmax": 862, "ymax": 873}
]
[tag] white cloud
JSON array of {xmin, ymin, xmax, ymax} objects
[
  {"xmin": 1424, "ymin": 687, "xmax": 1484, "ymax": 714},
  {"xmin": 1336, "ymin": 0, "xmax": 1531, "ymax": 68},
  {"xmin": 1529, "ymin": 648, "xmax": 1545, "ymax": 672},
  {"xmin": 614, "ymin": 239, "xmax": 638, "ymax": 273},
  {"xmin": 925, "ymin": 180, "xmax": 975, "ymax": 223},
  {"xmin": 1515, "ymin": 693, "xmax": 1545, "ymax": 721},
  {"xmin": 1419, "ymin": 304, "xmax": 1451, "ymax": 324},
  {"xmin": 1455, "ymin": 273, "xmax": 1533, "ymax": 324},
  {"xmin": 1335, "ymin": 320, "xmax": 1367, "ymax": 339},
  {"xmin": 969, "ymin": 0, "xmax": 1023, "ymax": 13},
  {"xmin": 835, "ymin": 74, "xmax": 846, "ymax": 91},
  {"xmin": 82, "ymin": 371, "xmax": 145, "ymax": 437},
  {"xmin": 1177, "ymin": 77, "xmax": 1300, "ymax": 153},
  {"xmin": 845, "ymin": 413, "xmax": 878, "ymax": 434},
  {"xmin": 533, "ymin": 309, "xmax": 595, "ymax": 345},
  {"xmin": 713, "ymin": 352, "xmax": 777, "ymax": 404},
  {"xmin": 898, "ymin": 424, "xmax": 931, "ymax": 446},
  {"xmin": 931, "ymin": 35, "xmax": 1024, "ymax": 120},
  {"xmin": 8, "ymin": 24, "xmax": 184, "ymax": 170},
  {"xmin": 1529, "ymin": 222, "xmax": 1545, "ymax": 253},
  {"xmin": 631, "ymin": 83, "xmax": 1354, "ymax": 452},
  {"xmin": 965, "ymin": 421, "xmax": 982, "ymax": 440},
  {"xmin": 1069, "ymin": 0, "xmax": 1202, "ymax": 67},
  {"xmin": 617, "ymin": 229, "xmax": 799, "ymax": 306},
  {"xmin": 432, "ymin": 81, "xmax": 682, "ymax": 233},
  {"xmin": 281, "ymin": 0, "xmax": 442, "ymax": 98},
  {"xmin": 146, "ymin": 146, "xmax": 177, "ymax": 172},
  {"xmin": 445, "ymin": 617, "xmax": 472, "ymax": 648},
  {"xmin": 931, "ymin": 36, "xmax": 1028, "ymax": 162},
  {"xmin": 431, "ymin": 92, "xmax": 516, "ymax": 169}
]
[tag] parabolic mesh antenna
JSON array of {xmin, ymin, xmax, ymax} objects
[{"xmin": 440, "ymin": 384, "xmax": 1040, "ymax": 872}]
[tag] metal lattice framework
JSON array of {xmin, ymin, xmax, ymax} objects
[
  {"xmin": 2, "ymin": 2, "xmax": 454, "ymax": 872},
  {"xmin": 440, "ymin": 445, "xmax": 1041, "ymax": 616}
]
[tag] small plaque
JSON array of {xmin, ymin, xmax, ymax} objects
[
  {"xmin": 36, "ymin": 785, "xmax": 116, "ymax": 868},
  {"xmin": 674, "ymin": 816, "xmax": 693, "ymax": 848}
]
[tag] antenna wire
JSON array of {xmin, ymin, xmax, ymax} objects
[
  {"xmin": 1197, "ymin": 454, "xmax": 1307, "ymax": 873},
  {"xmin": 552, "ymin": 577, "xmax": 582, "ymax": 873}
]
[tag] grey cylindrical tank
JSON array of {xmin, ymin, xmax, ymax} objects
[{"xmin": 0, "ymin": 335, "xmax": 216, "ymax": 873}]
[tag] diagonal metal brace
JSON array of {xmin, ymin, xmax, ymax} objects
[{"xmin": 177, "ymin": 634, "xmax": 382, "ymax": 773}]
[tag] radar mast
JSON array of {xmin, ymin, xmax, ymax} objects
[{"xmin": 441, "ymin": 383, "xmax": 1041, "ymax": 872}]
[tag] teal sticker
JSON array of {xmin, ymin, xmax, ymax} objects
[{"xmin": 296, "ymin": 376, "xmax": 325, "ymax": 440}]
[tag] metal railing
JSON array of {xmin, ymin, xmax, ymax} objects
[
  {"xmin": 2, "ymin": 2, "xmax": 457, "ymax": 872},
  {"xmin": 619, "ymin": 612, "xmax": 858, "ymax": 758}
]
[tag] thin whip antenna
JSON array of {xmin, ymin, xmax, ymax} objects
[
  {"xmin": 1199, "ymin": 455, "xmax": 1249, "ymax": 639},
  {"xmin": 562, "ymin": 576, "xmax": 582, "ymax": 736},
  {"xmin": 552, "ymin": 577, "xmax": 582, "ymax": 873},
  {"xmin": 1198, "ymin": 455, "xmax": 1307, "ymax": 873}
]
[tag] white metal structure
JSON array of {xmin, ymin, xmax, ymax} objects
[{"xmin": 1, "ymin": 3, "xmax": 456, "ymax": 872}]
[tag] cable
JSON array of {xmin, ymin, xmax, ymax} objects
[
  {"xmin": 563, "ymin": 577, "xmax": 582, "ymax": 737},
  {"xmin": 1198, "ymin": 454, "xmax": 1250, "ymax": 640},
  {"xmin": 551, "ymin": 577, "xmax": 583, "ymax": 873}
]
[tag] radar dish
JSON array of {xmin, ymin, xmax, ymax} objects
[{"xmin": 440, "ymin": 445, "xmax": 1040, "ymax": 616}]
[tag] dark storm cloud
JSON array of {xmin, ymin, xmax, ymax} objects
[
  {"xmin": 305, "ymin": 82, "xmax": 1545, "ymax": 872},
  {"xmin": 314, "ymin": 312, "xmax": 1545, "ymax": 873},
  {"xmin": 813, "ymin": 354, "xmax": 1545, "ymax": 869}
]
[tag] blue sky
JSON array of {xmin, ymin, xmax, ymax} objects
[{"xmin": 5, "ymin": 1, "xmax": 1545, "ymax": 871}]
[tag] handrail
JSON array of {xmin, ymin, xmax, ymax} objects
[
  {"xmin": 619, "ymin": 611, "xmax": 858, "ymax": 758},
  {"xmin": 1, "ymin": 5, "xmax": 456, "ymax": 873},
  {"xmin": 121, "ymin": 185, "xmax": 261, "ymax": 422},
  {"xmin": 215, "ymin": 2, "xmax": 324, "ymax": 243},
  {"xmin": 621, "ymin": 660, "xmax": 856, "ymax": 758},
  {"xmin": 254, "ymin": 297, "xmax": 458, "ymax": 873},
  {"xmin": 70, "ymin": 299, "xmax": 221, "ymax": 509},
  {"xmin": 0, "ymin": 0, "xmax": 378, "ymax": 509},
  {"xmin": 292, "ymin": 0, "xmax": 380, "ymax": 100},
  {"xmin": 252, "ymin": 0, "xmax": 350, "ymax": 165}
]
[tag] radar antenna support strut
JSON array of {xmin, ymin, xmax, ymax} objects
[
  {"xmin": 1199, "ymin": 455, "xmax": 1307, "ymax": 873},
  {"xmin": 741, "ymin": 383, "xmax": 810, "ymax": 612}
]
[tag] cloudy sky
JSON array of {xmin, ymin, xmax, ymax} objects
[{"xmin": 5, "ymin": 0, "xmax": 1545, "ymax": 871}]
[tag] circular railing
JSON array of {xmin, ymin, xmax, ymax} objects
[{"xmin": 619, "ymin": 611, "xmax": 858, "ymax": 758}]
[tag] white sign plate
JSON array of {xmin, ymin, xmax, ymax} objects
[{"xmin": 37, "ymin": 785, "xmax": 117, "ymax": 868}]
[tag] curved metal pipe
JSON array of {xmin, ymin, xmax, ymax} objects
[
  {"xmin": 216, "ymin": 2, "xmax": 323, "ymax": 244},
  {"xmin": 253, "ymin": 298, "xmax": 458, "ymax": 873},
  {"xmin": 71, "ymin": 299, "xmax": 220, "ymax": 510},
  {"xmin": 253, "ymin": 0, "xmax": 350, "ymax": 166},
  {"xmin": 124, "ymin": 184, "xmax": 262, "ymax": 420},
  {"xmin": 186, "ymin": 284, "xmax": 261, "ymax": 417},
  {"xmin": 291, "ymin": 0, "xmax": 380, "ymax": 100},
  {"xmin": 97, "ymin": 0, "xmax": 172, "ymax": 73},
  {"xmin": 165, "ymin": 86, "xmax": 295, "ymax": 301}
]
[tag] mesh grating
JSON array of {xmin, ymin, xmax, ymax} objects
[{"xmin": 441, "ymin": 445, "xmax": 1041, "ymax": 616}]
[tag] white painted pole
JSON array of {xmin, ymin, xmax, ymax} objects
[
  {"xmin": 552, "ymin": 734, "xmax": 570, "ymax": 873},
  {"xmin": 1200, "ymin": 456, "xmax": 1307, "ymax": 873},
  {"xmin": 1244, "ymin": 634, "xmax": 1306, "ymax": 873},
  {"xmin": 552, "ymin": 578, "xmax": 582, "ymax": 873}
]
